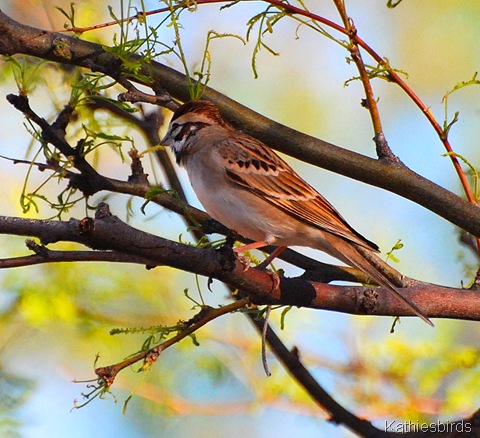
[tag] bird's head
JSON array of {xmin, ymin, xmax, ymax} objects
[{"xmin": 161, "ymin": 100, "xmax": 227, "ymax": 164}]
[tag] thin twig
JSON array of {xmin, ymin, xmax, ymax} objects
[
  {"xmin": 333, "ymin": 1, "xmax": 398, "ymax": 162},
  {"xmin": 0, "ymin": 248, "xmax": 157, "ymax": 269},
  {"xmin": 95, "ymin": 298, "xmax": 250, "ymax": 386},
  {"xmin": 261, "ymin": 305, "xmax": 272, "ymax": 377}
]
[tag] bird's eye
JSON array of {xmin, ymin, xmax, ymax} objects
[{"xmin": 171, "ymin": 122, "xmax": 179, "ymax": 132}]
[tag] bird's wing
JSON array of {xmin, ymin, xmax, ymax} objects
[{"xmin": 219, "ymin": 136, "xmax": 379, "ymax": 252}]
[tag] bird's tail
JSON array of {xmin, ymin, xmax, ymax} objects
[{"xmin": 327, "ymin": 239, "xmax": 433, "ymax": 327}]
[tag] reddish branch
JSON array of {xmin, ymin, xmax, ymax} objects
[
  {"xmin": 333, "ymin": 1, "xmax": 397, "ymax": 162},
  {"xmin": 1, "ymin": 208, "xmax": 479, "ymax": 435},
  {"xmin": 0, "ymin": 209, "xmax": 477, "ymax": 322}
]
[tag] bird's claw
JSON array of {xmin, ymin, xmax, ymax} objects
[
  {"xmin": 237, "ymin": 255, "xmax": 251, "ymax": 272},
  {"xmin": 264, "ymin": 269, "xmax": 281, "ymax": 292},
  {"xmin": 234, "ymin": 251, "xmax": 280, "ymax": 291}
]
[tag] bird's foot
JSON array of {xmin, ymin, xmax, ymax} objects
[
  {"xmin": 264, "ymin": 269, "xmax": 281, "ymax": 292},
  {"xmin": 234, "ymin": 252, "xmax": 281, "ymax": 291},
  {"xmin": 237, "ymin": 254, "xmax": 252, "ymax": 272}
]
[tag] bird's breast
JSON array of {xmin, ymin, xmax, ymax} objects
[{"xmin": 184, "ymin": 156, "xmax": 320, "ymax": 247}]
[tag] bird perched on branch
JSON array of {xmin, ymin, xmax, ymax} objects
[{"xmin": 161, "ymin": 100, "xmax": 432, "ymax": 326}]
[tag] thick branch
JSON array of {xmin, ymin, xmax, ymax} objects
[
  {"xmin": 0, "ymin": 209, "xmax": 477, "ymax": 322},
  {"xmin": 1, "ymin": 10, "xmax": 479, "ymax": 237}
]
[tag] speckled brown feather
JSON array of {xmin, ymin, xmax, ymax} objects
[{"xmin": 220, "ymin": 134, "xmax": 380, "ymax": 252}]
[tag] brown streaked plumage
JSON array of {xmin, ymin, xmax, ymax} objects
[{"xmin": 162, "ymin": 100, "xmax": 432, "ymax": 326}]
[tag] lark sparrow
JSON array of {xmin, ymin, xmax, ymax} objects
[{"xmin": 161, "ymin": 100, "xmax": 432, "ymax": 326}]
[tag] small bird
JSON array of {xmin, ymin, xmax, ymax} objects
[{"xmin": 161, "ymin": 100, "xmax": 432, "ymax": 326}]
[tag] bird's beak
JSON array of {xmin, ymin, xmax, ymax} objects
[{"xmin": 161, "ymin": 131, "xmax": 173, "ymax": 147}]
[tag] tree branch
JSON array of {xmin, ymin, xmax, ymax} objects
[
  {"xmin": 0, "ymin": 207, "xmax": 476, "ymax": 322},
  {"xmin": 0, "ymin": 247, "xmax": 157, "ymax": 269},
  {"xmin": 95, "ymin": 299, "xmax": 251, "ymax": 387},
  {"xmin": 1, "ymin": 10, "xmax": 479, "ymax": 237}
]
